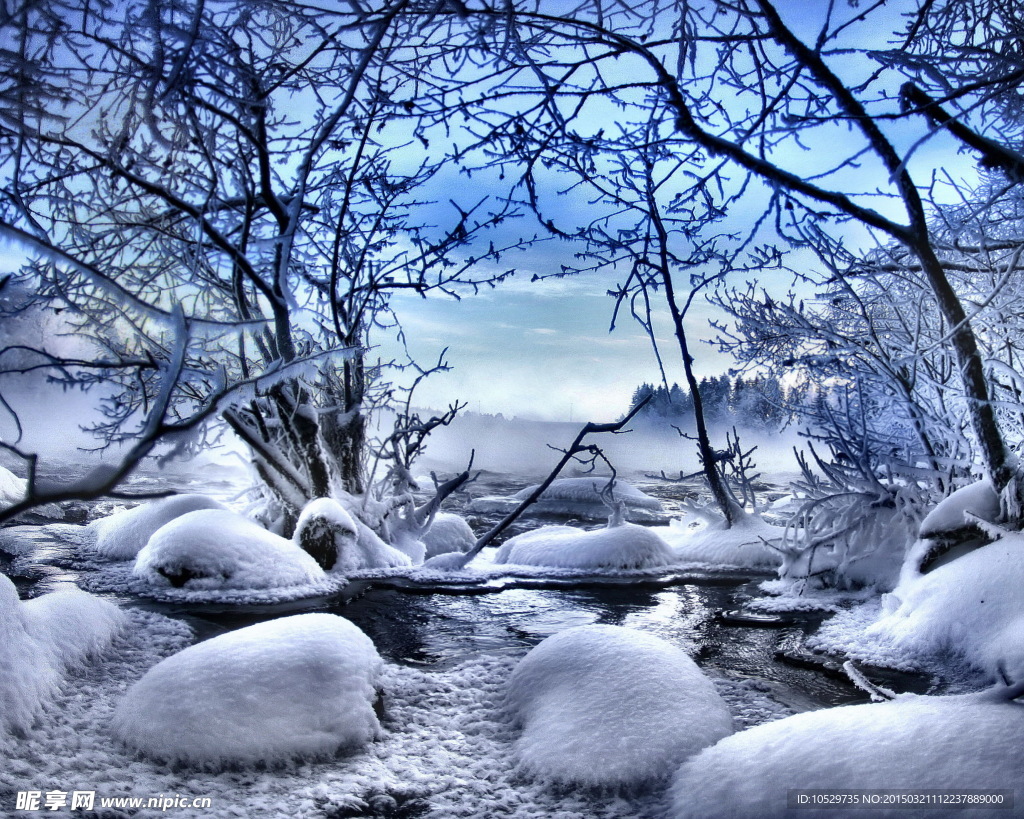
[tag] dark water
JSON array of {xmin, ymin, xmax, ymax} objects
[{"xmin": 2, "ymin": 465, "xmax": 928, "ymax": 717}]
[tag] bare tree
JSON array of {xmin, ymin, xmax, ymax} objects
[
  {"xmin": 427, "ymin": 0, "xmax": 1024, "ymax": 520},
  {"xmin": 0, "ymin": 0, "xmax": 518, "ymax": 529}
]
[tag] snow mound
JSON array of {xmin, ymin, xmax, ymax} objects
[
  {"xmin": 507, "ymin": 624, "xmax": 733, "ymax": 788},
  {"xmin": 495, "ymin": 522, "xmax": 676, "ymax": 570},
  {"xmin": 1, "ymin": 573, "xmax": 124, "ymax": 738},
  {"xmin": 669, "ymin": 691, "xmax": 1024, "ymax": 818},
  {"xmin": 515, "ymin": 477, "xmax": 662, "ymax": 508},
  {"xmin": 134, "ymin": 509, "xmax": 325, "ymax": 590},
  {"xmin": 295, "ymin": 498, "xmax": 410, "ymax": 572},
  {"xmin": 112, "ymin": 613, "xmax": 383, "ymax": 766},
  {"xmin": 657, "ymin": 515, "xmax": 781, "ymax": 569},
  {"xmin": 422, "ymin": 513, "xmax": 475, "ymax": 559},
  {"xmin": 866, "ymin": 536, "xmax": 1024, "ymax": 680},
  {"xmin": 918, "ymin": 478, "xmax": 1000, "ymax": 539},
  {"xmin": 0, "ymin": 464, "xmax": 26, "ymax": 507},
  {"xmin": 89, "ymin": 494, "xmax": 227, "ymax": 560}
]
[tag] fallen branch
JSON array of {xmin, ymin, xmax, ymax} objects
[{"xmin": 422, "ymin": 396, "xmax": 651, "ymax": 569}]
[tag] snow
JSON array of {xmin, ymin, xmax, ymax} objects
[
  {"xmin": 1, "ymin": 573, "xmax": 124, "ymax": 741},
  {"xmin": 669, "ymin": 691, "xmax": 1024, "ymax": 818},
  {"xmin": 506, "ymin": 624, "xmax": 733, "ymax": 788},
  {"xmin": 918, "ymin": 478, "xmax": 1000, "ymax": 538},
  {"xmin": 495, "ymin": 521, "xmax": 676, "ymax": 570},
  {"xmin": 134, "ymin": 508, "xmax": 325, "ymax": 590},
  {"xmin": 0, "ymin": 463, "xmax": 26, "ymax": 507},
  {"xmin": 89, "ymin": 494, "xmax": 227, "ymax": 560},
  {"xmin": 470, "ymin": 477, "xmax": 664, "ymax": 521},
  {"xmin": 295, "ymin": 497, "xmax": 411, "ymax": 572},
  {"xmin": 422, "ymin": 512, "xmax": 476, "ymax": 559},
  {"xmin": 864, "ymin": 536, "xmax": 1024, "ymax": 681},
  {"xmin": 656, "ymin": 514, "xmax": 782, "ymax": 569},
  {"xmin": 112, "ymin": 613, "xmax": 383, "ymax": 766},
  {"xmin": 0, "ymin": 585, "xmax": 798, "ymax": 818}
]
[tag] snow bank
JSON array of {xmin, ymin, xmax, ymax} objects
[
  {"xmin": 1, "ymin": 573, "xmax": 124, "ymax": 739},
  {"xmin": 0, "ymin": 464, "xmax": 26, "ymax": 507},
  {"xmin": 656, "ymin": 514, "xmax": 781, "ymax": 569},
  {"xmin": 865, "ymin": 536, "xmax": 1024, "ymax": 680},
  {"xmin": 669, "ymin": 691, "xmax": 1024, "ymax": 818},
  {"xmin": 112, "ymin": 613, "xmax": 383, "ymax": 766},
  {"xmin": 89, "ymin": 494, "xmax": 227, "ymax": 560},
  {"xmin": 422, "ymin": 512, "xmax": 475, "ymax": 559},
  {"xmin": 134, "ymin": 508, "xmax": 325, "ymax": 590},
  {"xmin": 495, "ymin": 522, "xmax": 676, "ymax": 570},
  {"xmin": 507, "ymin": 625, "xmax": 733, "ymax": 788},
  {"xmin": 295, "ymin": 498, "xmax": 411, "ymax": 572}
]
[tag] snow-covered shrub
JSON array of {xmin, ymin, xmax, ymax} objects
[
  {"xmin": 134, "ymin": 509, "xmax": 324, "ymax": 590},
  {"xmin": 1, "ymin": 574, "xmax": 124, "ymax": 739},
  {"xmin": 495, "ymin": 521, "xmax": 675, "ymax": 570},
  {"xmin": 112, "ymin": 613, "xmax": 383, "ymax": 766},
  {"xmin": 775, "ymin": 446, "xmax": 930, "ymax": 591},
  {"xmin": 89, "ymin": 494, "xmax": 227, "ymax": 560},
  {"xmin": 507, "ymin": 624, "xmax": 733, "ymax": 788},
  {"xmin": 867, "ymin": 535, "xmax": 1024, "ymax": 681},
  {"xmin": 421, "ymin": 512, "xmax": 475, "ymax": 559},
  {"xmin": 669, "ymin": 691, "xmax": 1024, "ymax": 818},
  {"xmin": 294, "ymin": 498, "xmax": 411, "ymax": 573}
]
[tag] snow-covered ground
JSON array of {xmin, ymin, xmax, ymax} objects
[{"xmin": 0, "ymin": 607, "xmax": 795, "ymax": 819}]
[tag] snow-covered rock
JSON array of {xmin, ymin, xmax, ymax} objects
[
  {"xmin": 90, "ymin": 494, "xmax": 227, "ymax": 560},
  {"xmin": 507, "ymin": 624, "xmax": 733, "ymax": 788},
  {"xmin": 918, "ymin": 479, "xmax": 1000, "ymax": 539},
  {"xmin": 657, "ymin": 514, "xmax": 781, "ymax": 569},
  {"xmin": 294, "ymin": 498, "xmax": 410, "ymax": 572},
  {"xmin": 1, "ymin": 573, "xmax": 124, "ymax": 739},
  {"xmin": 495, "ymin": 521, "xmax": 676, "ymax": 570},
  {"xmin": 134, "ymin": 509, "xmax": 325, "ymax": 590},
  {"xmin": 422, "ymin": 512, "xmax": 475, "ymax": 559},
  {"xmin": 0, "ymin": 464, "xmax": 26, "ymax": 508},
  {"xmin": 471, "ymin": 477, "xmax": 663, "ymax": 521},
  {"xmin": 866, "ymin": 536, "xmax": 1024, "ymax": 681},
  {"xmin": 669, "ymin": 691, "xmax": 1024, "ymax": 818},
  {"xmin": 112, "ymin": 613, "xmax": 383, "ymax": 766}
]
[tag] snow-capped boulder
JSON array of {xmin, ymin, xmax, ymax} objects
[
  {"xmin": 1, "ymin": 574, "xmax": 124, "ymax": 739},
  {"xmin": 295, "ymin": 498, "xmax": 411, "ymax": 572},
  {"xmin": 507, "ymin": 625, "xmax": 733, "ymax": 788},
  {"xmin": 657, "ymin": 514, "xmax": 782, "ymax": 569},
  {"xmin": 918, "ymin": 479, "xmax": 1000, "ymax": 539},
  {"xmin": 134, "ymin": 509, "xmax": 324, "ymax": 590},
  {"xmin": 422, "ymin": 513, "xmax": 475, "ymax": 559},
  {"xmin": 867, "ymin": 536, "xmax": 1024, "ymax": 681},
  {"xmin": 90, "ymin": 494, "xmax": 227, "ymax": 560},
  {"xmin": 112, "ymin": 613, "xmax": 382, "ymax": 766},
  {"xmin": 495, "ymin": 521, "xmax": 675, "ymax": 570},
  {"xmin": 0, "ymin": 464, "xmax": 26, "ymax": 508},
  {"xmin": 669, "ymin": 692, "xmax": 1024, "ymax": 818}
]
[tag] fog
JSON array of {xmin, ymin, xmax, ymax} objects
[{"xmin": 411, "ymin": 412, "xmax": 806, "ymax": 486}]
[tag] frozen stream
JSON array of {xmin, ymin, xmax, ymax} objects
[
  {"xmin": 1, "ymin": 465, "xmax": 944, "ymax": 818},
  {"xmin": 1, "ymin": 465, "xmax": 917, "ymax": 717}
]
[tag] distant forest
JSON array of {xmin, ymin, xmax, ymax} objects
[{"xmin": 627, "ymin": 375, "xmax": 797, "ymax": 430}]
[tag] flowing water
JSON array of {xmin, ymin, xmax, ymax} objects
[{"xmin": 2, "ymin": 463, "xmax": 931, "ymax": 720}]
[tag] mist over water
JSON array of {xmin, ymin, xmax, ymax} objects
[{"xmin": 413, "ymin": 412, "xmax": 806, "ymax": 485}]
